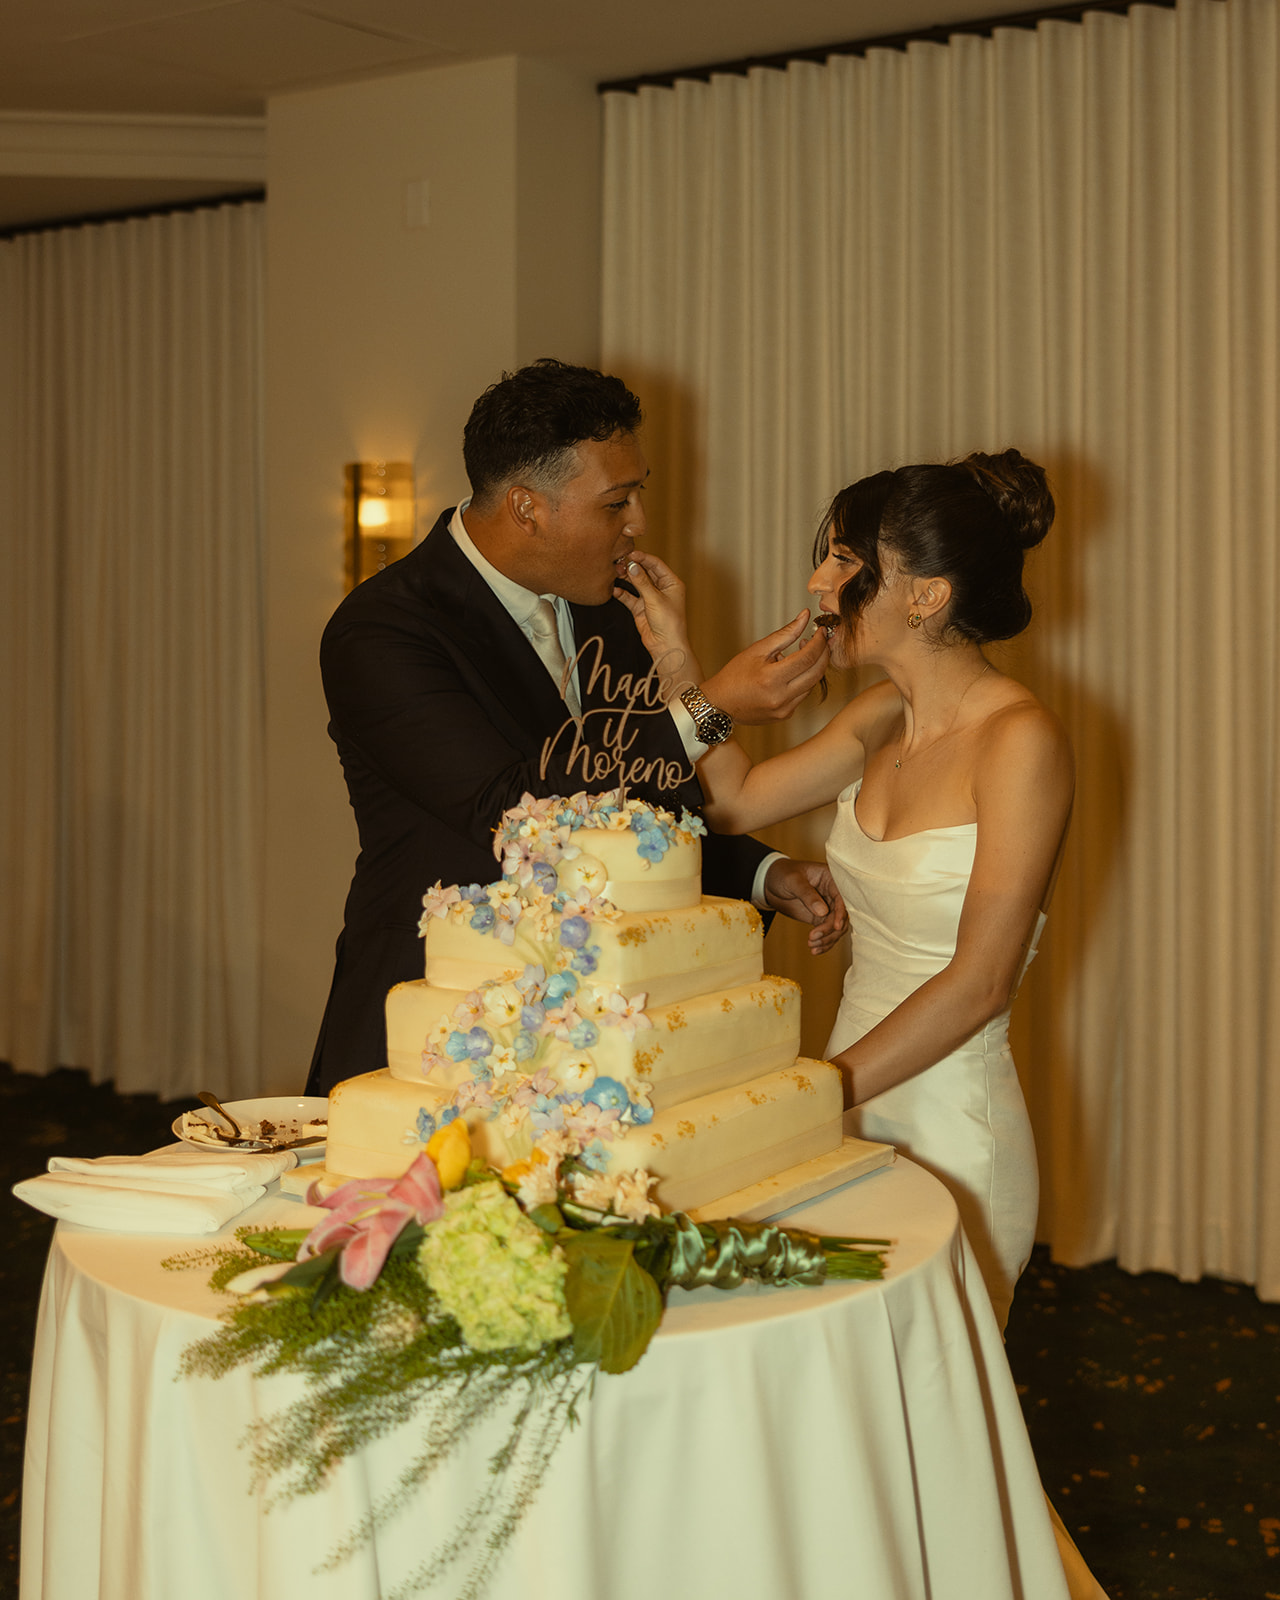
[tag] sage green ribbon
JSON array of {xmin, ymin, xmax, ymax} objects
[{"xmin": 666, "ymin": 1214, "xmax": 828, "ymax": 1290}]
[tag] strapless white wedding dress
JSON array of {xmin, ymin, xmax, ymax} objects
[
  {"xmin": 827, "ymin": 781, "xmax": 1111, "ymax": 1600},
  {"xmin": 825, "ymin": 779, "xmax": 1043, "ymax": 1331}
]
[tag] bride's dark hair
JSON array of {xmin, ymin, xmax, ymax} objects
[{"xmin": 812, "ymin": 449, "xmax": 1053, "ymax": 645}]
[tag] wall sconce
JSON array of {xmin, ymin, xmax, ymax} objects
[{"xmin": 345, "ymin": 461, "xmax": 415, "ymax": 591}]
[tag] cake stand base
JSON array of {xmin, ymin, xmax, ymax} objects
[
  {"xmin": 280, "ymin": 1135, "xmax": 896, "ymax": 1217},
  {"xmin": 685, "ymin": 1136, "xmax": 895, "ymax": 1223}
]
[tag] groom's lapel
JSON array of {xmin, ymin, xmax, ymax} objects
[{"xmin": 419, "ymin": 526, "xmax": 574, "ymax": 743}]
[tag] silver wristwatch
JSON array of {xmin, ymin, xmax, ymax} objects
[{"xmin": 679, "ymin": 685, "xmax": 734, "ymax": 746}]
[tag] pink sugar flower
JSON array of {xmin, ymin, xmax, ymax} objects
[{"xmin": 301, "ymin": 1152, "xmax": 445, "ymax": 1290}]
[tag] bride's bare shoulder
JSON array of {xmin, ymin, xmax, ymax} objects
[{"xmin": 978, "ymin": 689, "xmax": 1073, "ymax": 786}]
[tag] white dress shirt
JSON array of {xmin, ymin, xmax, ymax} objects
[{"xmin": 449, "ymin": 503, "xmax": 780, "ymax": 906}]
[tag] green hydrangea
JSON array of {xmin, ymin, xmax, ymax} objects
[{"xmin": 419, "ymin": 1182, "xmax": 572, "ymax": 1352}]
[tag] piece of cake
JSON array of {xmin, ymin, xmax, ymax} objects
[{"xmin": 324, "ymin": 791, "xmax": 843, "ymax": 1213}]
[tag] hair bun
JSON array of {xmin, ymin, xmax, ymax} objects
[{"xmin": 961, "ymin": 449, "xmax": 1054, "ymax": 550}]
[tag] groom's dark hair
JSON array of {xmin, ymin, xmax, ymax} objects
[{"xmin": 463, "ymin": 358, "xmax": 642, "ymax": 512}]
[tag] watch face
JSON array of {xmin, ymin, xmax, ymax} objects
[{"xmin": 700, "ymin": 708, "xmax": 733, "ymax": 744}]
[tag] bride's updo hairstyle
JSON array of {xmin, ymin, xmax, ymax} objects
[{"xmin": 814, "ymin": 449, "xmax": 1053, "ymax": 645}]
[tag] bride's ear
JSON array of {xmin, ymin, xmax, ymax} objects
[{"xmin": 912, "ymin": 577, "xmax": 952, "ymax": 620}]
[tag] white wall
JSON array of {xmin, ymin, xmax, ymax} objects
[{"xmin": 261, "ymin": 56, "xmax": 601, "ymax": 1087}]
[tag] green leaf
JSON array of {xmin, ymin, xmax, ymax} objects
[
  {"xmin": 527, "ymin": 1203, "xmax": 564, "ymax": 1235},
  {"xmin": 272, "ymin": 1246, "xmax": 340, "ymax": 1289},
  {"xmin": 240, "ymin": 1228, "xmax": 311, "ymax": 1261},
  {"xmin": 560, "ymin": 1233, "xmax": 663, "ymax": 1374}
]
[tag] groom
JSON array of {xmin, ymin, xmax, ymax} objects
[{"xmin": 306, "ymin": 358, "xmax": 838, "ymax": 1095}]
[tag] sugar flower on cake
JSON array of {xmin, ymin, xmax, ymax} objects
[
  {"xmin": 612, "ymin": 1168, "xmax": 661, "ymax": 1223},
  {"xmin": 556, "ymin": 852, "xmax": 608, "ymax": 899},
  {"xmin": 418, "ymin": 881, "xmax": 461, "ymax": 930},
  {"xmin": 577, "ymin": 1137, "xmax": 613, "ymax": 1172},
  {"xmin": 481, "ymin": 984, "xmax": 522, "ymax": 1026},
  {"xmin": 557, "ymin": 1055, "xmax": 596, "ymax": 1094},
  {"xmin": 567, "ymin": 1168, "xmax": 617, "ymax": 1212},
  {"xmin": 452, "ymin": 1077, "xmax": 496, "ymax": 1114},
  {"xmin": 445, "ymin": 1026, "xmax": 494, "ymax": 1064},
  {"xmin": 599, "ymin": 990, "xmax": 652, "ymax": 1039},
  {"xmin": 564, "ymin": 1102, "xmax": 622, "ymax": 1143},
  {"xmin": 452, "ymin": 992, "xmax": 484, "ymax": 1028}
]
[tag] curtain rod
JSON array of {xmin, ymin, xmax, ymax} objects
[
  {"xmin": 598, "ymin": 0, "xmax": 1183, "ymax": 94},
  {"xmin": 0, "ymin": 187, "xmax": 266, "ymax": 243}
]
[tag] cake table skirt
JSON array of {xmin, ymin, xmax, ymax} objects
[{"xmin": 21, "ymin": 1158, "xmax": 1069, "ymax": 1600}]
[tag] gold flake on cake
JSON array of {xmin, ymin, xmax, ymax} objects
[
  {"xmin": 666, "ymin": 1007, "xmax": 687, "ymax": 1030},
  {"xmin": 720, "ymin": 997, "xmax": 734, "ymax": 1012}
]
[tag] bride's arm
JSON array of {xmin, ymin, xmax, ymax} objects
[
  {"xmin": 613, "ymin": 551, "xmax": 869, "ymax": 828},
  {"xmin": 615, "ymin": 552, "xmax": 830, "ymax": 725},
  {"xmin": 831, "ymin": 703, "xmax": 1074, "ymax": 1107}
]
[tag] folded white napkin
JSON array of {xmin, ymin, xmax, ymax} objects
[{"xmin": 13, "ymin": 1144, "xmax": 299, "ymax": 1235}]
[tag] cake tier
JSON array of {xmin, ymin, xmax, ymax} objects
[
  {"xmin": 422, "ymin": 894, "xmax": 763, "ymax": 1006},
  {"xmin": 325, "ymin": 1058, "xmax": 844, "ymax": 1214},
  {"xmin": 388, "ymin": 976, "xmax": 802, "ymax": 1111},
  {"xmin": 540, "ymin": 825, "xmax": 700, "ymax": 912}
]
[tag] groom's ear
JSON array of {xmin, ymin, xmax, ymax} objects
[{"xmin": 505, "ymin": 484, "xmax": 540, "ymax": 533}]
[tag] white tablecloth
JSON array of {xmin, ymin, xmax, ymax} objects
[{"xmin": 21, "ymin": 1158, "xmax": 1070, "ymax": 1600}]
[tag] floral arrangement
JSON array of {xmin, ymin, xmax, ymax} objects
[
  {"xmin": 408, "ymin": 790, "xmax": 706, "ymax": 1179},
  {"xmin": 173, "ymin": 1120, "xmax": 889, "ymax": 1600}
]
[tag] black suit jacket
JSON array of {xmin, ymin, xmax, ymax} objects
[{"xmin": 307, "ymin": 509, "xmax": 770, "ymax": 1093}]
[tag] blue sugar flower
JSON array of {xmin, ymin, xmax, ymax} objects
[
  {"xmin": 531, "ymin": 861, "xmax": 558, "ymax": 894},
  {"xmin": 559, "ymin": 915, "xmax": 590, "ymax": 950},
  {"xmin": 459, "ymin": 883, "xmax": 488, "ymax": 904},
  {"xmin": 681, "ymin": 810, "xmax": 708, "ymax": 838},
  {"xmin": 635, "ymin": 826, "xmax": 669, "ymax": 864},
  {"xmin": 469, "ymin": 903, "xmax": 496, "ymax": 933},
  {"xmin": 582, "ymin": 1076, "xmax": 630, "ymax": 1112},
  {"xmin": 545, "ymin": 971, "xmax": 579, "ymax": 1004},
  {"xmin": 439, "ymin": 1105, "xmax": 460, "ymax": 1127},
  {"xmin": 579, "ymin": 1139, "xmax": 611, "ymax": 1172},
  {"xmin": 445, "ymin": 1030, "xmax": 471, "ymax": 1062},
  {"xmin": 568, "ymin": 1019, "xmax": 599, "ymax": 1049},
  {"xmin": 630, "ymin": 1101, "xmax": 654, "ymax": 1125},
  {"xmin": 514, "ymin": 1030, "xmax": 537, "ymax": 1061},
  {"xmin": 571, "ymin": 946, "xmax": 600, "ymax": 976},
  {"xmin": 464, "ymin": 1026, "xmax": 494, "ymax": 1060},
  {"xmin": 520, "ymin": 1002, "xmax": 546, "ymax": 1032},
  {"xmin": 415, "ymin": 1107, "xmax": 437, "ymax": 1142}
]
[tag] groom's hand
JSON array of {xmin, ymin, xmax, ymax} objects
[
  {"xmin": 763, "ymin": 859, "xmax": 847, "ymax": 953},
  {"xmin": 701, "ymin": 611, "xmax": 829, "ymax": 724}
]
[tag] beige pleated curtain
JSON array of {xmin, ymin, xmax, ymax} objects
[
  {"xmin": 0, "ymin": 202, "xmax": 266, "ymax": 1100},
  {"xmin": 602, "ymin": 0, "xmax": 1280, "ymax": 1298}
]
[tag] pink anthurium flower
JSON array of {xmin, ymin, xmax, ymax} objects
[{"xmin": 300, "ymin": 1152, "xmax": 445, "ymax": 1290}]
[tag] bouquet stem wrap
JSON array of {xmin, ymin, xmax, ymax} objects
[{"xmin": 666, "ymin": 1215, "xmax": 829, "ymax": 1289}]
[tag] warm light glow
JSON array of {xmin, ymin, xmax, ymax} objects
[
  {"xmin": 345, "ymin": 461, "xmax": 415, "ymax": 591},
  {"xmin": 357, "ymin": 496, "xmax": 391, "ymax": 530}
]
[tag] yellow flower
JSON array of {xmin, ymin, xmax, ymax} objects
[{"xmin": 426, "ymin": 1118, "xmax": 471, "ymax": 1190}]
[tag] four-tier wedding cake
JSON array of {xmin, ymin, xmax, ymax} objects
[{"xmin": 321, "ymin": 791, "xmax": 845, "ymax": 1215}]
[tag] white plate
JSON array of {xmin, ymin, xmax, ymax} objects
[{"xmin": 173, "ymin": 1096, "xmax": 329, "ymax": 1159}]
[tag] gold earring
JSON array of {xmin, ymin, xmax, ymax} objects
[{"xmin": 908, "ymin": 611, "xmax": 923, "ymax": 629}]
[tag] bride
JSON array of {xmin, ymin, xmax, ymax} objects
[{"xmin": 618, "ymin": 449, "xmax": 1073, "ymax": 1334}]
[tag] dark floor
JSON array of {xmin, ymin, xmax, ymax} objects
[{"xmin": 0, "ymin": 1063, "xmax": 1276, "ymax": 1600}]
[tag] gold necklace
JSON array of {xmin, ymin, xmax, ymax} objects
[{"xmin": 894, "ymin": 663, "xmax": 992, "ymax": 770}]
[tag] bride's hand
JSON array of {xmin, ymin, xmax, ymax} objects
[{"xmin": 613, "ymin": 552, "xmax": 702, "ymax": 680}]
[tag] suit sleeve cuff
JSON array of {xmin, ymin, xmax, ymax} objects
[
  {"xmin": 668, "ymin": 695, "xmax": 709, "ymax": 761},
  {"xmin": 751, "ymin": 852, "xmax": 786, "ymax": 909}
]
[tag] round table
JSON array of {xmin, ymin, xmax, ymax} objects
[{"xmin": 21, "ymin": 1158, "xmax": 1070, "ymax": 1600}]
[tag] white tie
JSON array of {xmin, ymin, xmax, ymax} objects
[{"xmin": 528, "ymin": 597, "xmax": 580, "ymax": 718}]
